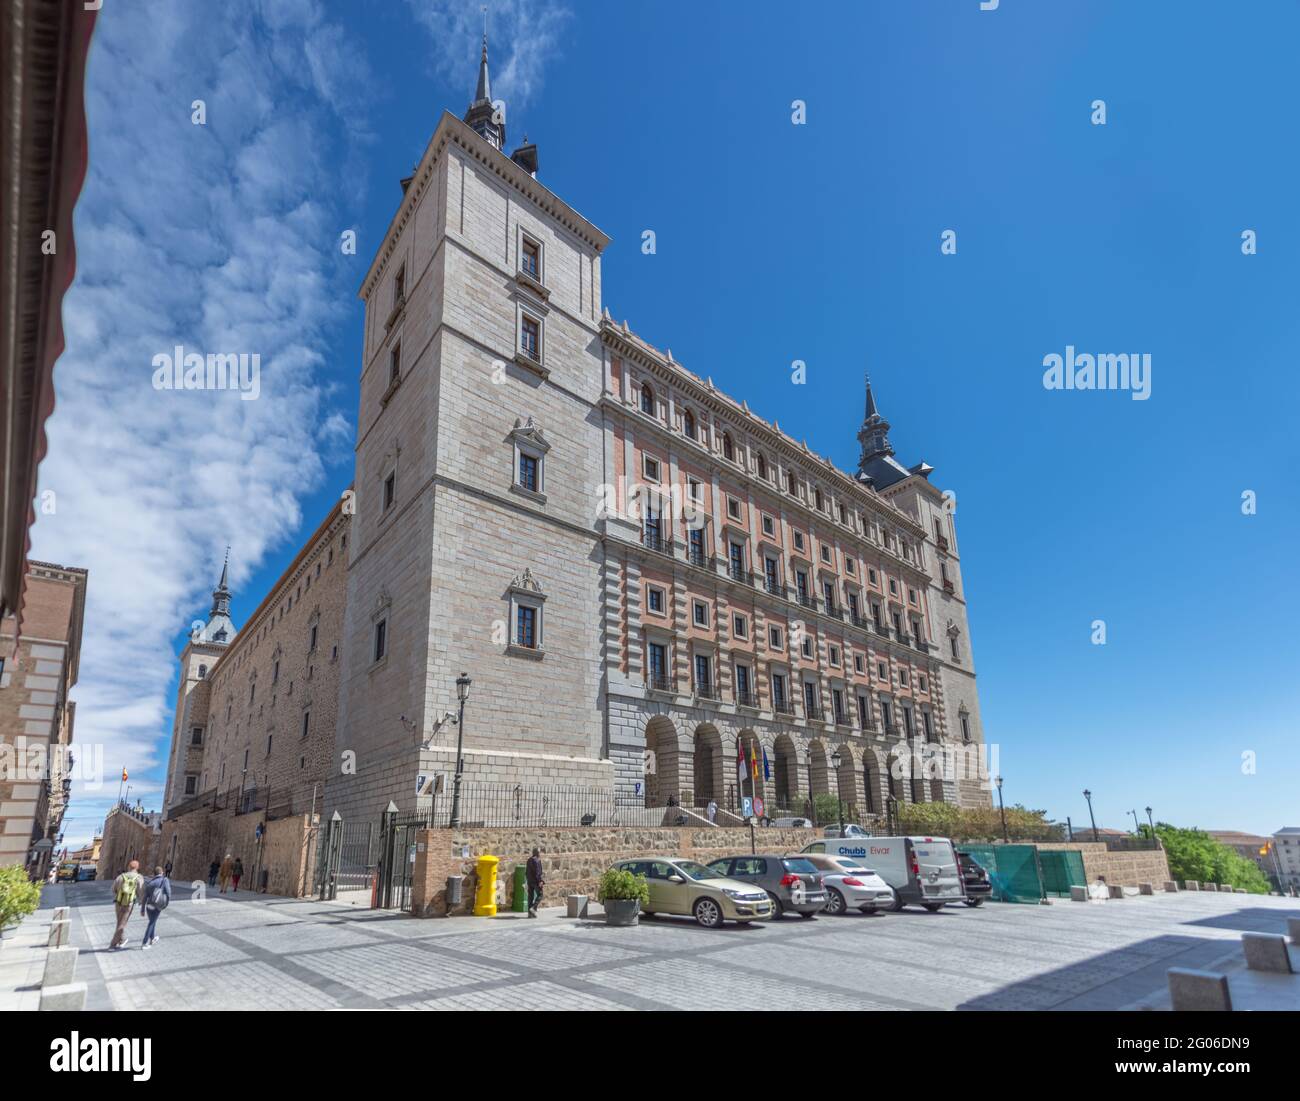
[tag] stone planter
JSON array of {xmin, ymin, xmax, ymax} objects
[{"xmin": 602, "ymin": 898, "xmax": 640, "ymax": 926}]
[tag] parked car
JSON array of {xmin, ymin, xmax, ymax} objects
[
  {"xmin": 763, "ymin": 816, "xmax": 813, "ymax": 828},
  {"xmin": 823, "ymin": 823, "xmax": 872, "ymax": 839},
  {"xmin": 56, "ymin": 862, "xmax": 79, "ymax": 882},
  {"xmin": 798, "ymin": 852, "xmax": 897, "ymax": 914},
  {"xmin": 956, "ymin": 850, "xmax": 992, "ymax": 907},
  {"xmin": 803, "ymin": 835, "xmax": 964, "ymax": 911},
  {"xmin": 611, "ymin": 857, "xmax": 772, "ymax": 928},
  {"xmin": 706, "ymin": 854, "xmax": 827, "ymax": 918}
]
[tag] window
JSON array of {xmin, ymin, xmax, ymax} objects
[
  {"xmin": 722, "ymin": 433, "xmax": 734, "ymax": 461},
  {"xmin": 814, "ymin": 488, "xmax": 824, "ymax": 511},
  {"xmin": 309, "ymin": 625, "xmax": 318, "ymax": 652},
  {"xmin": 903, "ymin": 706, "xmax": 914, "ymax": 737},
  {"xmin": 728, "ymin": 541, "xmax": 745, "ymax": 578},
  {"xmin": 516, "ymin": 605, "xmax": 538, "ymax": 649},
  {"xmin": 847, "ymin": 592, "xmax": 859, "ymax": 619},
  {"xmin": 643, "ymin": 454, "xmax": 661, "ymax": 482},
  {"xmin": 736, "ymin": 663, "xmax": 752, "ymax": 701},
  {"xmin": 733, "ymin": 613, "xmax": 748, "ymax": 640},
  {"xmin": 301, "ymin": 711, "xmax": 311, "ymax": 739},
  {"xmin": 768, "ymin": 624, "xmax": 783, "ymax": 649},
  {"xmin": 727, "ymin": 496, "xmax": 741, "ymax": 521},
  {"xmin": 868, "ymin": 567, "xmax": 877, "ymax": 585},
  {"xmin": 881, "ymin": 699, "xmax": 892, "ymax": 728},
  {"xmin": 918, "ymin": 674, "xmax": 927, "ymax": 692},
  {"xmin": 373, "ymin": 618, "xmax": 387, "ymax": 662},
  {"xmin": 857, "ymin": 695, "xmax": 869, "ymax": 728},
  {"xmin": 761, "ymin": 514, "xmax": 775, "ymax": 537},
  {"xmin": 757, "ymin": 454, "xmax": 768, "ymax": 480},
  {"xmin": 801, "ymin": 637, "xmax": 813, "ymax": 659},
  {"xmin": 521, "ymin": 235, "xmax": 541, "ymax": 279},
  {"xmin": 838, "ymin": 503, "xmax": 847, "ymax": 524},
  {"xmin": 190, "ymin": 726, "xmax": 203, "ymax": 747},
  {"xmin": 640, "ymin": 383, "xmax": 655, "ymax": 415},
  {"xmin": 854, "ymin": 654, "xmax": 864, "ymax": 674},
  {"xmin": 802, "ymin": 680, "xmax": 819, "ymax": 715},
  {"xmin": 846, "ymin": 558, "xmax": 856, "ymax": 575},
  {"xmin": 647, "ymin": 585, "xmax": 665, "ymax": 614},
  {"xmin": 693, "ymin": 600, "xmax": 709, "ymax": 627},
  {"xmin": 900, "ymin": 669, "xmax": 909, "ymax": 688},
  {"xmin": 877, "ymin": 662, "xmax": 887, "ymax": 680},
  {"xmin": 772, "ymin": 673, "xmax": 787, "ymax": 708},
  {"xmin": 266, "ymin": 734, "xmax": 274, "ymax": 756},
  {"xmin": 764, "ymin": 556, "xmax": 779, "ymax": 592},
  {"xmin": 688, "ymin": 477, "xmax": 702, "ymax": 502},
  {"xmin": 694, "ymin": 653, "xmax": 712, "ymax": 692},
  {"xmin": 197, "ymin": 664, "xmax": 207, "ymax": 679},
  {"xmin": 820, "ymin": 544, "xmax": 831, "ymax": 564},
  {"xmin": 922, "ymin": 709, "xmax": 934, "ymax": 741},
  {"xmin": 184, "ymin": 775, "xmax": 197, "ymax": 796},
  {"xmin": 393, "ymin": 264, "xmax": 405, "ymax": 305},
  {"xmin": 383, "ymin": 471, "xmax": 396, "ymax": 511},
  {"xmin": 822, "ymin": 580, "xmax": 836, "ymax": 612},
  {"xmin": 793, "ymin": 531, "xmax": 805, "ymax": 552},
  {"xmin": 832, "ymin": 688, "xmax": 845, "ymax": 720},
  {"xmin": 960, "ymin": 712, "xmax": 972, "ymax": 742},
  {"xmin": 795, "ymin": 569, "xmax": 809, "ymax": 602},
  {"xmin": 682, "ymin": 409, "xmax": 695, "ymax": 439},
  {"xmin": 688, "ymin": 527, "xmax": 706, "ymax": 565},
  {"xmin": 828, "ymin": 644, "xmax": 840, "ymax": 666},
  {"xmin": 388, "ymin": 340, "xmax": 401, "ymax": 387},
  {"xmin": 909, "ymin": 587, "xmax": 918, "ymax": 606},
  {"xmin": 518, "ymin": 451, "xmax": 539, "ymax": 492},
  {"xmin": 889, "ymin": 578, "xmax": 899, "ymax": 597},
  {"xmin": 786, "ymin": 470, "xmax": 797, "ymax": 495},
  {"xmin": 520, "ymin": 313, "xmax": 541, "ymax": 362}
]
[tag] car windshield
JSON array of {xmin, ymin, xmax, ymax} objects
[
  {"xmin": 673, "ymin": 860, "xmax": 720, "ymax": 881},
  {"xmin": 782, "ymin": 858, "xmax": 819, "ymax": 874},
  {"xmin": 834, "ymin": 859, "xmax": 875, "ymax": 873}
]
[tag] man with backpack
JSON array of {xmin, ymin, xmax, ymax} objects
[
  {"xmin": 109, "ymin": 859, "xmax": 144, "ymax": 949},
  {"xmin": 140, "ymin": 865, "xmax": 171, "ymax": 948}
]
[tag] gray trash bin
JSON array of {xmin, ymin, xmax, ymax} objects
[{"xmin": 445, "ymin": 874, "xmax": 464, "ymax": 912}]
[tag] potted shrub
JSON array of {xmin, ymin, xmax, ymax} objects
[
  {"xmin": 597, "ymin": 867, "xmax": 648, "ymax": 926},
  {"xmin": 0, "ymin": 864, "xmax": 41, "ymax": 940}
]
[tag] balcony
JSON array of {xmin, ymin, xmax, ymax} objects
[
  {"xmin": 942, "ymin": 578, "xmax": 955, "ymax": 595},
  {"xmin": 795, "ymin": 593, "xmax": 817, "ymax": 611},
  {"xmin": 727, "ymin": 562, "xmax": 751, "ymax": 584},
  {"xmin": 822, "ymin": 599, "xmax": 840, "ymax": 619},
  {"xmin": 736, "ymin": 689, "xmax": 759, "ymax": 709},
  {"xmin": 641, "ymin": 530, "xmax": 672, "ymax": 556},
  {"xmin": 648, "ymin": 673, "xmax": 677, "ymax": 694},
  {"xmin": 687, "ymin": 546, "xmax": 711, "ymax": 569},
  {"xmin": 773, "ymin": 698, "xmax": 795, "ymax": 716},
  {"xmin": 913, "ymin": 636, "xmax": 930, "ymax": 653},
  {"xmin": 803, "ymin": 700, "xmax": 824, "ymax": 721},
  {"xmin": 848, "ymin": 612, "xmax": 868, "ymax": 631},
  {"xmin": 763, "ymin": 577, "xmax": 784, "ymax": 597},
  {"xmin": 694, "ymin": 680, "xmax": 720, "ymax": 701},
  {"xmin": 936, "ymin": 533, "xmax": 949, "ymax": 553},
  {"xmin": 833, "ymin": 711, "xmax": 851, "ymax": 728}
]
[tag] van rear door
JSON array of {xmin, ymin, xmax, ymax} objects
[{"xmin": 908, "ymin": 838, "xmax": 964, "ymax": 901}]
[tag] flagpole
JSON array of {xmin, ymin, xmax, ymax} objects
[{"xmin": 117, "ymin": 768, "xmax": 124, "ymax": 806}]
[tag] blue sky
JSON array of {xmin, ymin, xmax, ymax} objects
[{"xmin": 38, "ymin": 1, "xmax": 1297, "ymax": 844}]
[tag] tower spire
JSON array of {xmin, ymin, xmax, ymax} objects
[
  {"xmin": 463, "ymin": 7, "xmax": 504, "ymax": 149},
  {"xmin": 857, "ymin": 373, "xmax": 894, "ymax": 472},
  {"xmin": 199, "ymin": 547, "xmax": 237, "ymax": 645}
]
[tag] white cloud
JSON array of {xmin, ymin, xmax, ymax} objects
[{"xmin": 32, "ymin": 1, "xmax": 370, "ymax": 846}]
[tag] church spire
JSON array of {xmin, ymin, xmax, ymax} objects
[
  {"xmin": 857, "ymin": 373, "xmax": 894, "ymax": 471},
  {"xmin": 463, "ymin": 13, "xmax": 505, "ymax": 150},
  {"xmin": 200, "ymin": 547, "xmax": 237, "ymax": 645}
]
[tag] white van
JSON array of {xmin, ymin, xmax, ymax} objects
[{"xmin": 802, "ymin": 835, "xmax": 964, "ymax": 911}]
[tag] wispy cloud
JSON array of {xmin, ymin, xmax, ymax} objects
[
  {"xmin": 32, "ymin": 0, "xmax": 369, "ymax": 845},
  {"xmin": 407, "ymin": 0, "xmax": 573, "ymax": 111}
]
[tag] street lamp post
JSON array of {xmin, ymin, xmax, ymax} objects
[
  {"xmin": 885, "ymin": 794, "xmax": 897, "ymax": 835},
  {"xmin": 1129, "ymin": 809, "xmax": 1140, "ymax": 835},
  {"xmin": 1083, "ymin": 789, "xmax": 1099, "ymax": 842},
  {"xmin": 448, "ymin": 673, "xmax": 472, "ymax": 828},
  {"xmin": 1145, "ymin": 806, "xmax": 1154, "ymax": 836},
  {"xmin": 830, "ymin": 749, "xmax": 845, "ymax": 833},
  {"xmin": 995, "ymin": 775, "xmax": 1008, "ymax": 843}
]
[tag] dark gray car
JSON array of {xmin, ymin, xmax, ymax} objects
[{"xmin": 706, "ymin": 854, "xmax": 827, "ymax": 918}]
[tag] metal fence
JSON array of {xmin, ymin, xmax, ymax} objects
[{"xmin": 427, "ymin": 782, "xmax": 684, "ymax": 829}]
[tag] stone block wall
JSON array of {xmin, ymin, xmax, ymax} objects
[
  {"xmin": 1036, "ymin": 841, "xmax": 1170, "ymax": 888},
  {"xmin": 158, "ymin": 807, "xmax": 316, "ymax": 898},
  {"xmin": 409, "ymin": 824, "xmax": 818, "ymax": 917},
  {"xmin": 96, "ymin": 807, "xmax": 161, "ymax": 881}
]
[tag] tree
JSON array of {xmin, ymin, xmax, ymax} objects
[
  {"xmin": 0, "ymin": 864, "xmax": 41, "ymax": 936},
  {"xmin": 1154, "ymin": 824, "xmax": 1271, "ymax": 894}
]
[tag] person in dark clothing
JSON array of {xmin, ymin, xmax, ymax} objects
[
  {"xmin": 164, "ymin": 860, "xmax": 173, "ymax": 877},
  {"xmin": 231, "ymin": 857, "xmax": 244, "ymax": 892},
  {"xmin": 140, "ymin": 866, "xmax": 171, "ymax": 948},
  {"xmin": 207, "ymin": 860, "xmax": 220, "ymax": 888},
  {"xmin": 525, "ymin": 848, "xmax": 544, "ymax": 917}
]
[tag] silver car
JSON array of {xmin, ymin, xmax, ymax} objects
[{"xmin": 706, "ymin": 854, "xmax": 827, "ymax": 919}]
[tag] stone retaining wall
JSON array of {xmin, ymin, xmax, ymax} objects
[
  {"xmin": 1035, "ymin": 841, "xmax": 1170, "ymax": 888},
  {"xmin": 410, "ymin": 825, "xmax": 819, "ymax": 917},
  {"xmin": 157, "ymin": 808, "xmax": 316, "ymax": 898}
]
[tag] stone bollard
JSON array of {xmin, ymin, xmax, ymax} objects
[
  {"xmin": 1108, "ymin": 885, "xmax": 1124, "ymax": 899},
  {"xmin": 1234, "ymin": 888, "xmax": 1247, "ymax": 894},
  {"xmin": 1242, "ymin": 933, "xmax": 1294, "ymax": 974},
  {"xmin": 42, "ymin": 946, "xmax": 78, "ymax": 988},
  {"xmin": 1139, "ymin": 883, "xmax": 1155, "ymax": 895},
  {"xmin": 1287, "ymin": 917, "xmax": 1300, "ymax": 944},
  {"xmin": 1168, "ymin": 968, "xmax": 1232, "ymax": 1011},
  {"xmin": 52, "ymin": 906, "xmax": 69, "ymax": 922},
  {"xmin": 1069, "ymin": 885, "xmax": 1088, "ymax": 902},
  {"xmin": 46, "ymin": 920, "xmax": 69, "ymax": 947},
  {"xmin": 39, "ymin": 982, "xmax": 86, "ymax": 1011},
  {"xmin": 565, "ymin": 895, "xmax": 589, "ymax": 919},
  {"xmin": 1185, "ymin": 880, "xmax": 1199, "ymax": 891},
  {"xmin": 1164, "ymin": 881, "xmax": 1179, "ymax": 892}
]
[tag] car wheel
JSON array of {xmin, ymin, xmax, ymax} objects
[
  {"xmin": 767, "ymin": 892, "xmax": 785, "ymax": 919},
  {"xmin": 694, "ymin": 897, "xmax": 723, "ymax": 928},
  {"xmin": 798, "ymin": 909, "xmax": 817, "ymax": 919},
  {"xmin": 859, "ymin": 906, "xmax": 877, "ymax": 915},
  {"xmin": 891, "ymin": 894, "xmax": 906, "ymax": 913},
  {"xmin": 825, "ymin": 888, "xmax": 847, "ymax": 916},
  {"xmin": 922, "ymin": 903, "xmax": 944, "ymax": 912},
  {"xmin": 964, "ymin": 898, "xmax": 984, "ymax": 908}
]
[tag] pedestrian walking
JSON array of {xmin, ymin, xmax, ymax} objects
[
  {"xmin": 164, "ymin": 860, "xmax": 173, "ymax": 877},
  {"xmin": 140, "ymin": 866, "xmax": 171, "ymax": 948},
  {"xmin": 706, "ymin": 799, "xmax": 717, "ymax": 824},
  {"xmin": 218, "ymin": 853, "xmax": 233, "ymax": 893},
  {"xmin": 47, "ymin": 865, "xmax": 58, "ymax": 885},
  {"xmin": 108, "ymin": 860, "xmax": 144, "ymax": 949},
  {"xmin": 207, "ymin": 859, "xmax": 220, "ymax": 888},
  {"xmin": 525, "ymin": 848, "xmax": 544, "ymax": 917},
  {"xmin": 231, "ymin": 856, "xmax": 244, "ymax": 892}
]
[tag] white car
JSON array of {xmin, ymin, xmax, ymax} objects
[
  {"xmin": 822, "ymin": 823, "xmax": 871, "ymax": 839},
  {"xmin": 798, "ymin": 852, "xmax": 896, "ymax": 914},
  {"xmin": 765, "ymin": 816, "xmax": 813, "ymax": 828}
]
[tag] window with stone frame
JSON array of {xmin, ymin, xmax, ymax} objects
[
  {"xmin": 506, "ymin": 568, "xmax": 546, "ymax": 657},
  {"xmin": 509, "ymin": 416, "xmax": 550, "ymax": 500}
]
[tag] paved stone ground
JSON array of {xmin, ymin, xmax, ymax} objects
[{"xmin": 10, "ymin": 881, "xmax": 1298, "ymax": 1011}]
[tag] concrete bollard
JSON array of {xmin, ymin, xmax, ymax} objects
[
  {"xmin": 1164, "ymin": 881, "xmax": 1179, "ymax": 892},
  {"xmin": 1287, "ymin": 917, "xmax": 1300, "ymax": 944},
  {"xmin": 1234, "ymin": 888, "xmax": 1247, "ymax": 894},
  {"xmin": 52, "ymin": 906, "xmax": 69, "ymax": 922},
  {"xmin": 1139, "ymin": 883, "xmax": 1155, "ymax": 895},
  {"xmin": 42, "ymin": 946, "xmax": 78, "ymax": 988},
  {"xmin": 46, "ymin": 920, "xmax": 69, "ymax": 947},
  {"xmin": 1108, "ymin": 885, "xmax": 1124, "ymax": 899},
  {"xmin": 39, "ymin": 982, "xmax": 86, "ymax": 1011},
  {"xmin": 1242, "ymin": 933, "xmax": 1294, "ymax": 974},
  {"xmin": 1070, "ymin": 885, "xmax": 1088, "ymax": 902},
  {"xmin": 565, "ymin": 895, "xmax": 589, "ymax": 919},
  {"xmin": 1185, "ymin": 880, "xmax": 1199, "ymax": 891},
  {"xmin": 1168, "ymin": 968, "xmax": 1232, "ymax": 1011}
]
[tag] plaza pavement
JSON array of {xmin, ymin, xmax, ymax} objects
[{"xmin": 5, "ymin": 879, "xmax": 1297, "ymax": 1011}]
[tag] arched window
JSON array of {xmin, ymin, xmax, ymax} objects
[
  {"xmin": 682, "ymin": 409, "xmax": 695, "ymax": 440},
  {"xmin": 640, "ymin": 383, "xmax": 654, "ymax": 416},
  {"xmin": 722, "ymin": 433, "xmax": 734, "ymax": 461},
  {"xmin": 757, "ymin": 454, "xmax": 767, "ymax": 480},
  {"xmin": 197, "ymin": 665, "xmax": 207, "ymax": 679}
]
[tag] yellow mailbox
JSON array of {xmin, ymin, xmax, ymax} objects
[{"xmin": 473, "ymin": 854, "xmax": 499, "ymax": 917}]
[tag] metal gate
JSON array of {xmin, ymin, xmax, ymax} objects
[
  {"xmin": 376, "ymin": 809, "xmax": 431, "ymax": 911},
  {"xmin": 962, "ymin": 844, "xmax": 1045, "ymax": 903},
  {"xmin": 1039, "ymin": 849, "xmax": 1087, "ymax": 897},
  {"xmin": 316, "ymin": 815, "xmax": 375, "ymax": 902}
]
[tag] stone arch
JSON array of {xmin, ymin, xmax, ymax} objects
[
  {"xmin": 861, "ymin": 745, "xmax": 884, "ymax": 816},
  {"xmin": 772, "ymin": 733, "xmax": 799, "ymax": 807},
  {"xmin": 806, "ymin": 738, "xmax": 829, "ymax": 798},
  {"xmin": 829, "ymin": 742, "xmax": 858, "ymax": 817},
  {"xmin": 643, "ymin": 715, "xmax": 681, "ymax": 808},
  {"xmin": 692, "ymin": 722, "xmax": 723, "ymax": 808},
  {"xmin": 885, "ymin": 748, "xmax": 907, "ymax": 804},
  {"xmin": 736, "ymin": 728, "xmax": 766, "ymax": 806}
]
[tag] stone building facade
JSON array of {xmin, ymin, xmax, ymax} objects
[
  {"xmin": 159, "ymin": 502, "xmax": 349, "ymax": 877},
  {"xmin": 0, "ymin": 561, "xmax": 86, "ymax": 877}
]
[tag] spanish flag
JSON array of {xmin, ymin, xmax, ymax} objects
[
  {"xmin": 750, "ymin": 745, "xmax": 759, "ymax": 781},
  {"xmin": 121, "ymin": 767, "xmax": 128, "ymax": 782}
]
